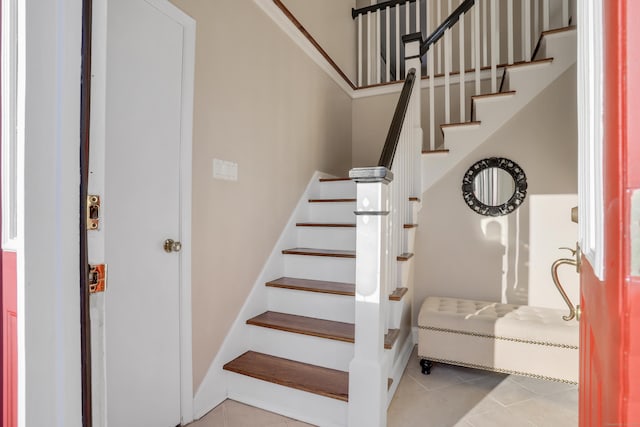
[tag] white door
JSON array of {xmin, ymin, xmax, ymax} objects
[{"xmin": 101, "ymin": 0, "xmax": 192, "ymax": 425}]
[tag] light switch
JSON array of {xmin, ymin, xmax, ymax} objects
[{"xmin": 213, "ymin": 158, "xmax": 238, "ymax": 181}]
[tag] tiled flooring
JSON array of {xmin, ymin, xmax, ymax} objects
[{"xmin": 188, "ymin": 347, "xmax": 578, "ymax": 427}]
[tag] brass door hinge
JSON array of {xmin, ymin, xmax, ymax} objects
[
  {"xmin": 87, "ymin": 195, "xmax": 101, "ymax": 230},
  {"xmin": 89, "ymin": 264, "xmax": 107, "ymax": 293}
]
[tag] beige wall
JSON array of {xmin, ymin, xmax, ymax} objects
[
  {"xmin": 281, "ymin": 0, "xmax": 357, "ymax": 84},
  {"xmin": 169, "ymin": 0, "xmax": 352, "ymax": 391},
  {"xmin": 412, "ymin": 65, "xmax": 577, "ymax": 321}
]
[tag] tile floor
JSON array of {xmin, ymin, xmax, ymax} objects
[{"xmin": 188, "ymin": 347, "xmax": 577, "ymax": 427}]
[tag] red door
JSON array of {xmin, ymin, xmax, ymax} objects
[
  {"xmin": 579, "ymin": 0, "xmax": 640, "ymax": 425},
  {"xmin": 2, "ymin": 251, "xmax": 17, "ymax": 427}
]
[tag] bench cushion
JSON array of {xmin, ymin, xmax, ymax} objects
[{"xmin": 418, "ymin": 296, "xmax": 579, "ymax": 383}]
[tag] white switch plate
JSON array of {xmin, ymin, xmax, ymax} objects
[{"xmin": 213, "ymin": 158, "xmax": 238, "ymax": 181}]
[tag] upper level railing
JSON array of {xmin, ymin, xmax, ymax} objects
[{"xmin": 353, "ymin": 0, "xmax": 573, "ymax": 150}]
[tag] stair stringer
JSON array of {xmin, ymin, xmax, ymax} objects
[
  {"xmin": 421, "ymin": 28, "xmax": 577, "ymax": 192},
  {"xmin": 192, "ymin": 171, "xmax": 338, "ymax": 420}
]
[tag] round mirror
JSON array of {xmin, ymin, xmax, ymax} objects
[
  {"xmin": 462, "ymin": 157, "xmax": 527, "ymax": 216},
  {"xmin": 473, "ymin": 167, "xmax": 515, "ymax": 206}
]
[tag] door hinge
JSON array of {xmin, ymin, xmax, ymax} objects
[
  {"xmin": 87, "ymin": 195, "xmax": 101, "ymax": 230},
  {"xmin": 89, "ymin": 264, "xmax": 107, "ymax": 293}
]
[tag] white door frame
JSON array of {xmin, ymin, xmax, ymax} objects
[{"xmin": 89, "ymin": 0, "xmax": 195, "ymax": 424}]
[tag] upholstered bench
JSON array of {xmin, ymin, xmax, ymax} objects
[{"xmin": 417, "ymin": 296, "xmax": 579, "ymax": 383}]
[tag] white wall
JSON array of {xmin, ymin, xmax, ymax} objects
[
  {"xmin": 19, "ymin": 0, "xmax": 83, "ymax": 426},
  {"xmin": 412, "ymin": 65, "xmax": 577, "ymax": 320}
]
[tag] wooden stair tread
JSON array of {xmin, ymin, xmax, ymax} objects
[
  {"xmin": 296, "ymin": 222, "xmax": 356, "ymax": 228},
  {"xmin": 247, "ymin": 311, "xmax": 400, "ymax": 349},
  {"xmin": 308, "ymin": 198, "xmax": 356, "ymax": 203},
  {"xmin": 282, "ymin": 248, "xmax": 355, "ymax": 258},
  {"xmin": 266, "ymin": 277, "xmax": 355, "ymax": 295},
  {"xmin": 266, "ymin": 277, "xmax": 409, "ymax": 301},
  {"xmin": 440, "ymin": 120, "xmax": 481, "ymax": 129},
  {"xmin": 404, "ymin": 224, "xmax": 418, "ymax": 229},
  {"xmin": 422, "ymin": 149, "xmax": 450, "ymax": 154},
  {"xmin": 506, "ymin": 57, "xmax": 554, "ymax": 70},
  {"xmin": 223, "ymin": 351, "xmax": 349, "ymax": 401},
  {"xmin": 247, "ymin": 311, "xmax": 354, "ymax": 342},
  {"xmin": 541, "ymin": 25, "xmax": 576, "ymax": 37},
  {"xmin": 319, "ymin": 177, "xmax": 351, "ymax": 182},
  {"xmin": 409, "ymin": 197, "xmax": 421, "ymax": 202},
  {"xmin": 397, "ymin": 252, "xmax": 414, "ymax": 261},
  {"xmin": 471, "ymin": 90, "xmax": 516, "ymax": 100},
  {"xmin": 389, "ymin": 287, "xmax": 409, "ymax": 301}
]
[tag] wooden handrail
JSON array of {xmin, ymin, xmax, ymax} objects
[
  {"xmin": 420, "ymin": 0, "xmax": 475, "ymax": 56},
  {"xmin": 352, "ymin": 0, "xmax": 417, "ymax": 19},
  {"xmin": 378, "ymin": 68, "xmax": 416, "ymax": 169}
]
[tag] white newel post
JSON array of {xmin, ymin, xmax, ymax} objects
[{"xmin": 347, "ymin": 167, "xmax": 392, "ymax": 427}]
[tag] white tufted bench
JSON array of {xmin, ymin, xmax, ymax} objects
[{"xmin": 417, "ymin": 296, "xmax": 579, "ymax": 383}]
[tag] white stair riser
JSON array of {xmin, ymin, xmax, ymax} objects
[
  {"xmin": 404, "ymin": 228, "xmax": 416, "ymax": 254},
  {"xmin": 397, "ymin": 259, "xmax": 413, "ymax": 289},
  {"xmin": 473, "ymin": 93, "xmax": 517, "ymax": 124},
  {"xmin": 388, "ymin": 299, "xmax": 409, "ymax": 330},
  {"xmin": 307, "ymin": 202, "xmax": 356, "ymax": 223},
  {"xmin": 267, "ymin": 287, "xmax": 355, "ymax": 323},
  {"xmin": 284, "ymin": 255, "xmax": 355, "ymax": 283},
  {"xmin": 312, "ymin": 181, "xmax": 356, "ymax": 199},
  {"xmin": 248, "ymin": 326, "xmax": 354, "ymax": 371},
  {"xmin": 226, "ymin": 372, "xmax": 348, "ymax": 427},
  {"xmin": 296, "ymin": 227, "xmax": 356, "ymax": 251}
]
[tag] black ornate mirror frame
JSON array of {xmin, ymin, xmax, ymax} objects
[{"xmin": 461, "ymin": 157, "xmax": 528, "ymax": 216}]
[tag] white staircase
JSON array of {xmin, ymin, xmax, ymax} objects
[
  {"xmin": 423, "ymin": 26, "xmax": 577, "ymax": 191},
  {"xmin": 212, "ymin": 175, "xmax": 415, "ymax": 427}
]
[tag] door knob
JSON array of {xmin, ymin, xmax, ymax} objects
[{"xmin": 163, "ymin": 239, "xmax": 182, "ymax": 253}]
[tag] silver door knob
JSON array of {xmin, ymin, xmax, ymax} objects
[{"xmin": 164, "ymin": 239, "xmax": 182, "ymax": 253}]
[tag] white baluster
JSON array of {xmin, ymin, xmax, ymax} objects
[
  {"xmin": 474, "ymin": 0, "xmax": 481, "ymax": 95},
  {"xmin": 543, "ymin": 0, "xmax": 549, "ymax": 31},
  {"xmin": 386, "ymin": 6, "xmax": 390, "ymax": 83},
  {"xmin": 490, "ymin": 0, "xmax": 497, "ymax": 92},
  {"xmin": 445, "ymin": 27, "xmax": 451, "ymax": 123},
  {"xmin": 524, "ymin": 0, "xmax": 531, "ymax": 60},
  {"xmin": 448, "ymin": 0, "xmax": 452, "ymax": 70},
  {"xmin": 416, "ymin": 0, "xmax": 421, "ymax": 35},
  {"xmin": 367, "ymin": 11, "xmax": 372, "ymax": 85},
  {"xmin": 459, "ymin": 11, "xmax": 465, "ymax": 122},
  {"xmin": 562, "ymin": 0, "xmax": 569, "ymax": 26},
  {"xmin": 507, "ymin": 0, "xmax": 514, "ymax": 64},
  {"xmin": 482, "ymin": 0, "xmax": 488, "ymax": 66},
  {"xmin": 534, "ymin": 0, "xmax": 539, "ymax": 39},
  {"xmin": 437, "ymin": 0, "xmax": 442, "ymax": 73},
  {"xmin": 395, "ymin": 4, "xmax": 400, "ymax": 81},
  {"xmin": 376, "ymin": 10, "xmax": 382, "ymax": 83},
  {"xmin": 470, "ymin": 3, "xmax": 475, "ymax": 69},
  {"xmin": 429, "ymin": 27, "xmax": 436, "ymax": 148},
  {"xmin": 521, "ymin": 0, "xmax": 527, "ymax": 61},
  {"xmin": 358, "ymin": 15, "xmax": 362, "ymax": 86},
  {"xmin": 405, "ymin": 1, "xmax": 410, "ymax": 34}
]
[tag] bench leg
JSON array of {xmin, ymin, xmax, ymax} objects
[{"xmin": 420, "ymin": 359, "xmax": 433, "ymax": 375}]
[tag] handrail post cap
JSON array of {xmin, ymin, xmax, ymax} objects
[{"xmin": 349, "ymin": 167, "xmax": 394, "ymax": 184}]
